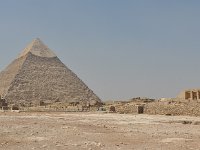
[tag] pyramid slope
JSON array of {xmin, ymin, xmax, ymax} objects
[
  {"xmin": 0, "ymin": 56, "xmax": 26, "ymax": 97},
  {"xmin": 0, "ymin": 39, "xmax": 101, "ymax": 105}
]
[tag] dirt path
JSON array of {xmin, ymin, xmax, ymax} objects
[{"xmin": 0, "ymin": 112, "xmax": 200, "ymax": 150}]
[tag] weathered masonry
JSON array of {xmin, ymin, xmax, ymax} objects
[{"xmin": 178, "ymin": 89, "xmax": 200, "ymax": 100}]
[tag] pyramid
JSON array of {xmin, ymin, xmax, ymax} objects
[{"xmin": 0, "ymin": 38, "xmax": 101, "ymax": 106}]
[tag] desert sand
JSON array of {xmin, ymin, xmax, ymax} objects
[{"xmin": 0, "ymin": 112, "xmax": 200, "ymax": 150}]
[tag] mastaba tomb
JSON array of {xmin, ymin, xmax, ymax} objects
[
  {"xmin": 178, "ymin": 89, "xmax": 200, "ymax": 100},
  {"xmin": 0, "ymin": 38, "xmax": 101, "ymax": 106}
]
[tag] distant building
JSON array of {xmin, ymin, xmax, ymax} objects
[{"xmin": 178, "ymin": 89, "xmax": 200, "ymax": 100}]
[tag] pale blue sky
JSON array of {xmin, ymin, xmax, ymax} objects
[{"xmin": 0, "ymin": 0, "xmax": 200, "ymax": 100}]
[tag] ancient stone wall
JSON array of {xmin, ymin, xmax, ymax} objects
[
  {"xmin": 116, "ymin": 104, "xmax": 139, "ymax": 114},
  {"xmin": 105, "ymin": 102, "xmax": 143, "ymax": 114},
  {"xmin": 145, "ymin": 101, "xmax": 200, "ymax": 116},
  {"xmin": 104, "ymin": 99, "xmax": 200, "ymax": 116}
]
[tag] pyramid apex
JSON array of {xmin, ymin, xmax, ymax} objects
[
  {"xmin": 33, "ymin": 37, "xmax": 41, "ymax": 41},
  {"xmin": 33, "ymin": 38, "xmax": 43, "ymax": 42},
  {"xmin": 18, "ymin": 38, "xmax": 56, "ymax": 58}
]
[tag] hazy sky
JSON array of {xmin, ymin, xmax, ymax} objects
[{"xmin": 0, "ymin": 0, "xmax": 200, "ymax": 100}]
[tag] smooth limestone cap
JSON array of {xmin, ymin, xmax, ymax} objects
[{"xmin": 18, "ymin": 38, "xmax": 56, "ymax": 58}]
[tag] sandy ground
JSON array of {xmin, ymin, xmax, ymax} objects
[{"xmin": 0, "ymin": 112, "xmax": 200, "ymax": 150}]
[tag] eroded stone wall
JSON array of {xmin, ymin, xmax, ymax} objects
[{"xmin": 145, "ymin": 101, "xmax": 200, "ymax": 116}]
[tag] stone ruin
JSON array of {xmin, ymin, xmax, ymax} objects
[
  {"xmin": 103, "ymin": 95, "xmax": 200, "ymax": 116},
  {"xmin": 177, "ymin": 89, "xmax": 200, "ymax": 100},
  {"xmin": 145, "ymin": 99, "xmax": 200, "ymax": 116},
  {"xmin": 0, "ymin": 38, "xmax": 101, "ymax": 110},
  {"xmin": 143, "ymin": 89, "xmax": 200, "ymax": 116},
  {"xmin": 142, "ymin": 90, "xmax": 200, "ymax": 116},
  {"xmin": 0, "ymin": 95, "xmax": 8, "ymax": 110},
  {"xmin": 104, "ymin": 98, "xmax": 153, "ymax": 114}
]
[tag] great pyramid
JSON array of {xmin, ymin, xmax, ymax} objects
[{"xmin": 0, "ymin": 38, "xmax": 101, "ymax": 106}]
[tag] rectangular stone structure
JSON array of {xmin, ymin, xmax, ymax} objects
[{"xmin": 178, "ymin": 89, "xmax": 200, "ymax": 100}]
